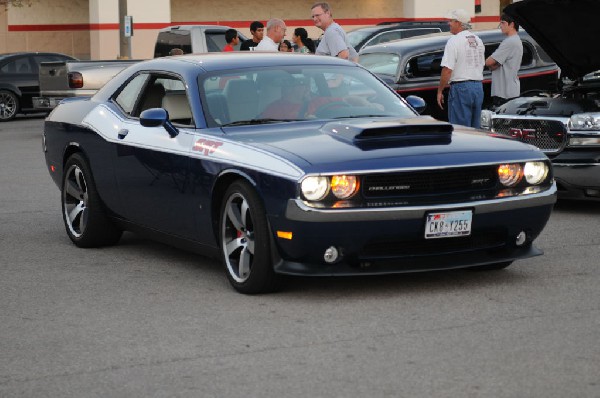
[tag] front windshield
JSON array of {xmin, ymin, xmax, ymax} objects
[
  {"xmin": 359, "ymin": 53, "xmax": 401, "ymax": 76},
  {"xmin": 199, "ymin": 65, "xmax": 415, "ymax": 127},
  {"xmin": 347, "ymin": 29, "xmax": 375, "ymax": 49}
]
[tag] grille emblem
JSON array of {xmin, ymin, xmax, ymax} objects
[{"xmin": 509, "ymin": 127, "xmax": 536, "ymax": 140}]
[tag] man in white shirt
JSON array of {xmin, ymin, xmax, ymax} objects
[
  {"xmin": 255, "ymin": 18, "xmax": 287, "ymax": 52},
  {"xmin": 436, "ymin": 9, "xmax": 485, "ymax": 128}
]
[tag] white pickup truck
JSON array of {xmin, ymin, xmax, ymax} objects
[{"xmin": 33, "ymin": 25, "xmax": 247, "ymax": 110}]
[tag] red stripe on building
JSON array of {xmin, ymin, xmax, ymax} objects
[{"xmin": 8, "ymin": 16, "xmax": 497, "ymax": 32}]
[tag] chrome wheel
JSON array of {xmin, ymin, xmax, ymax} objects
[
  {"xmin": 61, "ymin": 153, "xmax": 122, "ymax": 247},
  {"xmin": 0, "ymin": 90, "xmax": 18, "ymax": 121},
  {"xmin": 219, "ymin": 180, "xmax": 278, "ymax": 294},
  {"xmin": 63, "ymin": 164, "xmax": 88, "ymax": 238},
  {"xmin": 222, "ymin": 191, "xmax": 255, "ymax": 283}
]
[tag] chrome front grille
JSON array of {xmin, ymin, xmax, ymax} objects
[{"xmin": 492, "ymin": 117, "xmax": 568, "ymax": 153}]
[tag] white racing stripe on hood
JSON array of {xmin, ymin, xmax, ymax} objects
[{"xmin": 82, "ymin": 104, "xmax": 304, "ymax": 180}]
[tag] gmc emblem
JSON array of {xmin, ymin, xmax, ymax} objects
[{"xmin": 509, "ymin": 128, "xmax": 537, "ymax": 140}]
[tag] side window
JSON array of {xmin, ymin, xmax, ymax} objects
[
  {"xmin": 521, "ymin": 42, "xmax": 534, "ymax": 67},
  {"xmin": 401, "ymin": 28, "xmax": 441, "ymax": 39},
  {"xmin": 153, "ymin": 76, "xmax": 193, "ymax": 126},
  {"xmin": 405, "ymin": 51, "xmax": 444, "ymax": 78},
  {"xmin": 484, "ymin": 43, "xmax": 500, "ymax": 60},
  {"xmin": 154, "ymin": 30, "xmax": 192, "ymax": 57},
  {"xmin": 205, "ymin": 31, "xmax": 226, "ymax": 52},
  {"xmin": 114, "ymin": 73, "xmax": 149, "ymax": 115},
  {"xmin": 205, "ymin": 30, "xmax": 244, "ymax": 52},
  {"xmin": 0, "ymin": 57, "xmax": 33, "ymax": 74},
  {"xmin": 373, "ymin": 31, "xmax": 402, "ymax": 45}
]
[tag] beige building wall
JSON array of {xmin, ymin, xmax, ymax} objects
[
  {"xmin": 4, "ymin": 0, "xmax": 90, "ymax": 58},
  {"xmin": 1, "ymin": 0, "xmax": 507, "ymax": 60}
]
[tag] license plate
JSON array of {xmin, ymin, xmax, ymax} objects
[{"xmin": 425, "ymin": 210, "xmax": 472, "ymax": 239}]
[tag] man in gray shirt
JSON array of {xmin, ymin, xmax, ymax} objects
[
  {"xmin": 485, "ymin": 13, "xmax": 523, "ymax": 107},
  {"xmin": 311, "ymin": 2, "xmax": 358, "ymax": 62}
]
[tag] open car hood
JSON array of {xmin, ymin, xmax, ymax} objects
[{"xmin": 504, "ymin": 0, "xmax": 600, "ymax": 79}]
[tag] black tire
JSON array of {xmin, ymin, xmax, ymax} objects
[
  {"xmin": 219, "ymin": 180, "xmax": 278, "ymax": 294},
  {"xmin": 470, "ymin": 261, "xmax": 513, "ymax": 271},
  {"xmin": 0, "ymin": 90, "xmax": 19, "ymax": 121},
  {"xmin": 62, "ymin": 153, "xmax": 122, "ymax": 247}
]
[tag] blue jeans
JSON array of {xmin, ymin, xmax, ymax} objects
[{"xmin": 448, "ymin": 81, "xmax": 483, "ymax": 128}]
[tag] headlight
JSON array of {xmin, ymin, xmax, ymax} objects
[
  {"xmin": 569, "ymin": 113, "xmax": 600, "ymax": 130},
  {"xmin": 301, "ymin": 176, "xmax": 329, "ymax": 201},
  {"xmin": 498, "ymin": 163, "xmax": 523, "ymax": 187},
  {"xmin": 331, "ymin": 175, "xmax": 359, "ymax": 199},
  {"xmin": 524, "ymin": 161, "xmax": 548, "ymax": 185},
  {"xmin": 480, "ymin": 109, "xmax": 494, "ymax": 130}
]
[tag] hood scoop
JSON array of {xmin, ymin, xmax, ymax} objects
[{"xmin": 321, "ymin": 118, "xmax": 453, "ymax": 150}]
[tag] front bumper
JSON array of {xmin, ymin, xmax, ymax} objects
[
  {"xmin": 552, "ymin": 148, "xmax": 600, "ymax": 200},
  {"xmin": 270, "ymin": 185, "xmax": 556, "ymax": 276}
]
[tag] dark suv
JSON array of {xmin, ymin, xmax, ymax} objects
[
  {"xmin": 481, "ymin": 0, "xmax": 600, "ymax": 201},
  {"xmin": 347, "ymin": 21, "xmax": 450, "ymax": 52}
]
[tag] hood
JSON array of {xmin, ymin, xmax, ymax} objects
[
  {"xmin": 504, "ymin": 0, "xmax": 600, "ymax": 79},
  {"xmin": 225, "ymin": 117, "xmax": 542, "ymax": 173}
]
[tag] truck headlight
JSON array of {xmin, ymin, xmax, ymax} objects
[
  {"xmin": 301, "ymin": 176, "xmax": 329, "ymax": 201},
  {"xmin": 569, "ymin": 113, "xmax": 600, "ymax": 130},
  {"xmin": 524, "ymin": 161, "xmax": 548, "ymax": 185},
  {"xmin": 480, "ymin": 109, "xmax": 494, "ymax": 130}
]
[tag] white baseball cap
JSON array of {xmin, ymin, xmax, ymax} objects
[{"xmin": 445, "ymin": 9, "xmax": 471, "ymax": 24}]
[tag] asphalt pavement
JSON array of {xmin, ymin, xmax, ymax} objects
[{"xmin": 1, "ymin": 115, "xmax": 599, "ymax": 397}]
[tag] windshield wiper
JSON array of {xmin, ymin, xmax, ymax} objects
[
  {"xmin": 221, "ymin": 118, "xmax": 300, "ymax": 127},
  {"xmin": 331, "ymin": 114, "xmax": 394, "ymax": 119}
]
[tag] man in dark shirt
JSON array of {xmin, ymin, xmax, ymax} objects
[{"xmin": 240, "ymin": 21, "xmax": 264, "ymax": 51}]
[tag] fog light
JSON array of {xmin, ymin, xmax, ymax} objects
[
  {"xmin": 516, "ymin": 231, "xmax": 527, "ymax": 246},
  {"xmin": 585, "ymin": 188, "xmax": 600, "ymax": 197},
  {"xmin": 323, "ymin": 246, "xmax": 339, "ymax": 263}
]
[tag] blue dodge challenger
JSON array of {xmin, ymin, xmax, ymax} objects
[{"xmin": 43, "ymin": 53, "xmax": 556, "ymax": 293}]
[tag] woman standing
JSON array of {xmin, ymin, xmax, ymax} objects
[{"xmin": 292, "ymin": 27, "xmax": 315, "ymax": 54}]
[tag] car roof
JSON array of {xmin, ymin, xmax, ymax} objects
[
  {"xmin": 358, "ymin": 29, "xmax": 532, "ymax": 55},
  {"xmin": 140, "ymin": 52, "xmax": 355, "ymax": 71},
  {"xmin": 158, "ymin": 25, "xmax": 237, "ymax": 32}
]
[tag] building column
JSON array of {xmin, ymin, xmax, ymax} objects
[
  {"xmin": 89, "ymin": 0, "xmax": 171, "ymax": 60},
  {"xmin": 89, "ymin": 0, "xmax": 119, "ymax": 59}
]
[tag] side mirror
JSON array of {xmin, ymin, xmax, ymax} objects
[
  {"xmin": 405, "ymin": 95, "xmax": 427, "ymax": 114},
  {"xmin": 140, "ymin": 108, "xmax": 179, "ymax": 137}
]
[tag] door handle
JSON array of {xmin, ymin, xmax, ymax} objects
[{"xmin": 117, "ymin": 129, "xmax": 129, "ymax": 139}]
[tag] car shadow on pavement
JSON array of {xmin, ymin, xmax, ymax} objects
[
  {"xmin": 553, "ymin": 200, "xmax": 600, "ymax": 214},
  {"xmin": 113, "ymin": 233, "xmax": 535, "ymax": 297}
]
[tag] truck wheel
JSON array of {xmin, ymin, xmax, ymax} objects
[{"xmin": 0, "ymin": 90, "xmax": 19, "ymax": 121}]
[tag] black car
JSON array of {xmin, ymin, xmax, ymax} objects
[
  {"xmin": 482, "ymin": 0, "xmax": 600, "ymax": 201},
  {"xmin": 0, "ymin": 52, "xmax": 76, "ymax": 121},
  {"xmin": 347, "ymin": 21, "xmax": 449, "ymax": 52},
  {"xmin": 359, "ymin": 29, "xmax": 559, "ymax": 121}
]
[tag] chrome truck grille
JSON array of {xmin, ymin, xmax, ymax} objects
[{"xmin": 491, "ymin": 117, "xmax": 568, "ymax": 154}]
